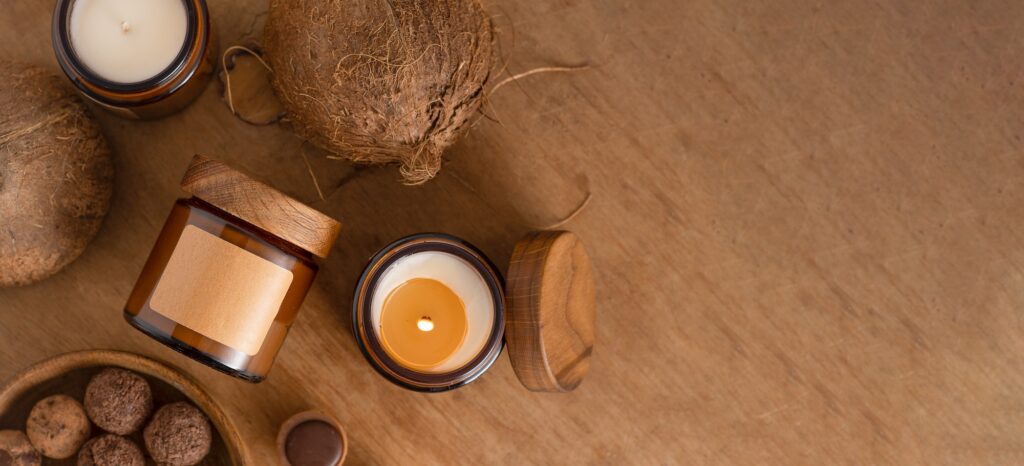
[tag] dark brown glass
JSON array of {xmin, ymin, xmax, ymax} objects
[
  {"xmin": 52, "ymin": 0, "xmax": 216, "ymax": 119},
  {"xmin": 125, "ymin": 198, "xmax": 317, "ymax": 382},
  {"xmin": 352, "ymin": 234, "xmax": 506, "ymax": 392}
]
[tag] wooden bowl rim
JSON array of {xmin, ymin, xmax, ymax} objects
[
  {"xmin": 0, "ymin": 349, "xmax": 248, "ymax": 465},
  {"xmin": 276, "ymin": 410, "xmax": 348, "ymax": 466}
]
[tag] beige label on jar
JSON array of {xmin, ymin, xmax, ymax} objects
[{"xmin": 150, "ymin": 225, "xmax": 293, "ymax": 356}]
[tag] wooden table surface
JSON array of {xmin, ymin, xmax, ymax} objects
[{"xmin": 3, "ymin": 0, "xmax": 1024, "ymax": 464}]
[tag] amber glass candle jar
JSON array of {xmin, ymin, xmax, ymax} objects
[
  {"xmin": 52, "ymin": 0, "xmax": 216, "ymax": 119},
  {"xmin": 353, "ymin": 234, "xmax": 506, "ymax": 392},
  {"xmin": 125, "ymin": 155, "xmax": 341, "ymax": 382}
]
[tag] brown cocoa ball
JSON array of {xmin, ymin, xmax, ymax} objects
[
  {"xmin": 84, "ymin": 368, "xmax": 153, "ymax": 435},
  {"xmin": 143, "ymin": 402, "xmax": 212, "ymax": 466},
  {"xmin": 0, "ymin": 61, "xmax": 113, "ymax": 287},
  {"xmin": 25, "ymin": 395, "xmax": 91, "ymax": 459},
  {"xmin": 77, "ymin": 434, "xmax": 144, "ymax": 466},
  {"xmin": 0, "ymin": 430, "xmax": 41, "ymax": 466}
]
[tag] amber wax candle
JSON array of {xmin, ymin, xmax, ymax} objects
[
  {"xmin": 353, "ymin": 234, "xmax": 505, "ymax": 391},
  {"xmin": 52, "ymin": 0, "xmax": 216, "ymax": 119}
]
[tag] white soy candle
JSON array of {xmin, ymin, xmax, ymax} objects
[
  {"xmin": 69, "ymin": 0, "xmax": 189, "ymax": 83},
  {"xmin": 369, "ymin": 251, "xmax": 496, "ymax": 373}
]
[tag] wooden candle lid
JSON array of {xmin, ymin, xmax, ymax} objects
[
  {"xmin": 505, "ymin": 230, "xmax": 596, "ymax": 392},
  {"xmin": 180, "ymin": 155, "xmax": 341, "ymax": 258}
]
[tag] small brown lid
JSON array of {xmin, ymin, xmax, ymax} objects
[
  {"xmin": 505, "ymin": 230, "xmax": 596, "ymax": 392},
  {"xmin": 181, "ymin": 155, "xmax": 341, "ymax": 258},
  {"xmin": 277, "ymin": 410, "xmax": 347, "ymax": 466}
]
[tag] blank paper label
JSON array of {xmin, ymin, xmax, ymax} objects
[{"xmin": 150, "ymin": 225, "xmax": 293, "ymax": 356}]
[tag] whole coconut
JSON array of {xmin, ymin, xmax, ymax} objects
[
  {"xmin": 265, "ymin": 0, "xmax": 494, "ymax": 184},
  {"xmin": 0, "ymin": 62, "xmax": 113, "ymax": 287}
]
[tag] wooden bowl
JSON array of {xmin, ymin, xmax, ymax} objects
[{"xmin": 0, "ymin": 350, "xmax": 246, "ymax": 465}]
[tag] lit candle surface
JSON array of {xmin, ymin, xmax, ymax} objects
[
  {"xmin": 69, "ymin": 0, "xmax": 188, "ymax": 84},
  {"xmin": 371, "ymin": 251, "xmax": 495, "ymax": 373}
]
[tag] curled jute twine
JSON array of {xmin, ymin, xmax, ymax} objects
[
  {"xmin": 221, "ymin": 45, "xmax": 275, "ymax": 117},
  {"xmin": 485, "ymin": 64, "xmax": 594, "ymax": 229},
  {"xmin": 542, "ymin": 192, "xmax": 592, "ymax": 229}
]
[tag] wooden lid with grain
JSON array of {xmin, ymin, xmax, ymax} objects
[
  {"xmin": 180, "ymin": 155, "xmax": 341, "ymax": 258},
  {"xmin": 505, "ymin": 230, "xmax": 596, "ymax": 392}
]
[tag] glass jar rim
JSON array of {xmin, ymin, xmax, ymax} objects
[{"xmin": 51, "ymin": 0, "xmax": 205, "ymax": 96}]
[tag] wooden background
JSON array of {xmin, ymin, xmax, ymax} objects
[{"xmin": 2, "ymin": 0, "xmax": 1023, "ymax": 464}]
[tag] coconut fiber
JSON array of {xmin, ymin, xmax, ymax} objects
[
  {"xmin": 265, "ymin": 0, "xmax": 495, "ymax": 184},
  {"xmin": 0, "ymin": 62, "xmax": 113, "ymax": 287}
]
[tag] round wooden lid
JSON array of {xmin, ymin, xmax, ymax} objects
[
  {"xmin": 505, "ymin": 230, "xmax": 596, "ymax": 392},
  {"xmin": 180, "ymin": 155, "xmax": 341, "ymax": 258}
]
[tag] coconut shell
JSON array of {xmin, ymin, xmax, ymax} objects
[
  {"xmin": 264, "ymin": 0, "xmax": 494, "ymax": 184},
  {"xmin": 0, "ymin": 62, "xmax": 113, "ymax": 287}
]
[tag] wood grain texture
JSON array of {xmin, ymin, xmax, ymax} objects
[
  {"xmin": 181, "ymin": 154, "xmax": 341, "ymax": 258},
  {"xmin": 1, "ymin": 0, "xmax": 1023, "ymax": 464},
  {"xmin": 0, "ymin": 350, "xmax": 246, "ymax": 465},
  {"xmin": 506, "ymin": 231, "xmax": 595, "ymax": 392}
]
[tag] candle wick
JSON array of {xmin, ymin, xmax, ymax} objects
[
  {"xmin": 417, "ymin": 317, "xmax": 434, "ymax": 332},
  {"xmin": 121, "ymin": 21, "xmax": 130, "ymax": 33}
]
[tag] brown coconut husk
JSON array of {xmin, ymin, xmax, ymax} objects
[
  {"xmin": 264, "ymin": 0, "xmax": 494, "ymax": 185},
  {"xmin": 0, "ymin": 62, "xmax": 113, "ymax": 287}
]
